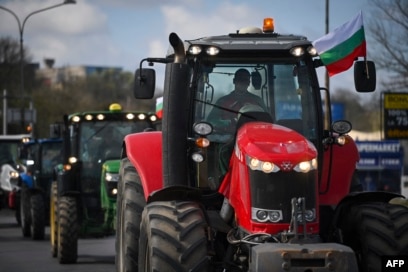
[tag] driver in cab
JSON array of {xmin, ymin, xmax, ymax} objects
[{"xmin": 207, "ymin": 68, "xmax": 268, "ymax": 133}]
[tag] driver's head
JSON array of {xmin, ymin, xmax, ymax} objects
[{"xmin": 233, "ymin": 69, "xmax": 250, "ymax": 92}]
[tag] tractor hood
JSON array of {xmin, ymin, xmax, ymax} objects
[{"xmin": 235, "ymin": 122, "xmax": 317, "ymax": 172}]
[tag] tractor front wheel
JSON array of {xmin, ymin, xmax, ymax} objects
[
  {"xmin": 116, "ymin": 158, "xmax": 146, "ymax": 272},
  {"xmin": 20, "ymin": 185, "xmax": 31, "ymax": 237},
  {"xmin": 139, "ymin": 201, "xmax": 209, "ymax": 271},
  {"xmin": 57, "ymin": 195, "xmax": 78, "ymax": 264},
  {"xmin": 30, "ymin": 193, "xmax": 45, "ymax": 240},
  {"xmin": 342, "ymin": 202, "xmax": 408, "ymax": 272},
  {"xmin": 50, "ymin": 182, "xmax": 58, "ymax": 257}
]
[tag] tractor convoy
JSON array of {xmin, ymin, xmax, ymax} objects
[
  {"xmin": 114, "ymin": 18, "xmax": 408, "ymax": 272},
  {"xmin": 50, "ymin": 104, "xmax": 159, "ymax": 264}
]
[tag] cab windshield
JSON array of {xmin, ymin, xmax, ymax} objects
[{"xmin": 194, "ymin": 60, "xmax": 318, "ymax": 143}]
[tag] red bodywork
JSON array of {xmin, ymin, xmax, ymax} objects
[
  {"xmin": 319, "ymin": 135, "xmax": 359, "ymax": 205},
  {"xmin": 125, "ymin": 123, "xmax": 359, "ymax": 233},
  {"xmin": 219, "ymin": 122, "xmax": 319, "ymax": 234},
  {"xmin": 124, "ymin": 131, "xmax": 163, "ymax": 199}
]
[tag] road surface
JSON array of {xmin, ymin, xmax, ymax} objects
[{"xmin": 0, "ymin": 208, "xmax": 115, "ymax": 272}]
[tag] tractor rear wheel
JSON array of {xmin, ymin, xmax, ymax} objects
[
  {"xmin": 116, "ymin": 158, "xmax": 146, "ymax": 272},
  {"xmin": 50, "ymin": 182, "xmax": 58, "ymax": 257},
  {"xmin": 57, "ymin": 195, "xmax": 78, "ymax": 264},
  {"xmin": 20, "ymin": 185, "xmax": 31, "ymax": 237},
  {"xmin": 342, "ymin": 202, "xmax": 408, "ymax": 272},
  {"xmin": 30, "ymin": 193, "xmax": 45, "ymax": 240},
  {"xmin": 139, "ymin": 201, "xmax": 209, "ymax": 271}
]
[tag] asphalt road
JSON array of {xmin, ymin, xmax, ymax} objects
[{"xmin": 0, "ymin": 208, "xmax": 115, "ymax": 272}]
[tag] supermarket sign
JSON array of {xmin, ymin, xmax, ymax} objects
[{"xmin": 356, "ymin": 140, "xmax": 403, "ymax": 170}]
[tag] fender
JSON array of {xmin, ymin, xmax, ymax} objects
[
  {"xmin": 319, "ymin": 135, "xmax": 359, "ymax": 206},
  {"xmin": 124, "ymin": 131, "xmax": 163, "ymax": 199}
]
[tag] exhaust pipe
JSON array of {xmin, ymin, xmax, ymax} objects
[
  {"xmin": 169, "ymin": 32, "xmax": 186, "ymax": 64},
  {"xmin": 162, "ymin": 33, "xmax": 189, "ymax": 188}
]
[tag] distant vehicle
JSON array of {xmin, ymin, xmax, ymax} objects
[
  {"xmin": 18, "ymin": 133, "xmax": 63, "ymax": 240},
  {"xmin": 51, "ymin": 103, "xmax": 160, "ymax": 264},
  {"xmin": 0, "ymin": 134, "xmax": 31, "ymax": 224}
]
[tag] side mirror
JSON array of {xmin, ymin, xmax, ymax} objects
[
  {"xmin": 354, "ymin": 60, "xmax": 376, "ymax": 92},
  {"xmin": 331, "ymin": 120, "xmax": 352, "ymax": 134},
  {"xmin": 133, "ymin": 68, "xmax": 156, "ymax": 99}
]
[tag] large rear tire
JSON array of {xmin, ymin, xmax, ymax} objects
[
  {"xmin": 30, "ymin": 193, "xmax": 45, "ymax": 240},
  {"xmin": 139, "ymin": 201, "xmax": 209, "ymax": 272},
  {"xmin": 57, "ymin": 195, "xmax": 78, "ymax": 264},
  {"xmin": 342, "ymin": 202, "xmax": 408, "ymax": 272},
  {"xmin": 116, "ymin": 158, "xmax": 146, "ymax": 272},
  {"xmin": 20, "ymin": 185, "xmax": 31, "ymax": 237},
  {"xmin": 50, "ymin": 182, "xmax": 58, "ymax": 257}
]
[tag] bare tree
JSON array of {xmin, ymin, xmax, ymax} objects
[
  {"xmin": 0, "ymin": 36, "xmax": 33, "ymax": 93},
  {"xmin": 367, "ymin": 0, "xmax": 408, "ymax": 91}
]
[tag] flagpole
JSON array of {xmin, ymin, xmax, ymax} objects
[{"xmin": 325, "ymin": 0, "xmax": 330, "ymax": 90}]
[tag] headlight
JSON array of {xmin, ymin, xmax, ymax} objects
[
  {"xmin": 252, "ymin": 208, "xmax": 283, "ymax": 223},
  {"xmin": 9, "ymin": 171, "xmax": 19, "ymax": 178},
  {"xmin": 191, "ymin": 152, "xmax": 205, "ymax": 163},
  {"xmin": 193, "ymin": 122, "xmax": 213, "ymax": 136},
  {"xmin": 247, "ymin": 155, "xmax": 279, "ymax": 173},
  {"xmin": 105, "ymin": 173, "xmax": 120, "ymax": 182},
  {"xmin": 296, "ymin": 209, "xmax": 316, "ymax": 222},
  {"xmin": 68, "ymin": 156, "xmax": 78, "ymax": 164},
  {"xmin": 293, "ymin": 158, "xmax": 317, "ymax": 173}
]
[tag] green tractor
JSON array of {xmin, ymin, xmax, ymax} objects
[{"xmin": 50, "ymin": 103, "xmax": 159, "ymax": 264}]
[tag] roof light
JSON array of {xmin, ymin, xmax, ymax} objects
[
  {"xmin": 126, "ymin": 113, "xmax": 135, "ymax": 120},
  {"xmin": 138, "ymin": 113, "xmax": 146, "ymax": 120},
  {"xmin": 307, "ymin": 46, "xmax": 318, "ymax": 56},
  {"xmin": 290, "ymin": 46, "xmax": 305, "ymax": 57},
  {"xmin": 96, "ymin": 114, "xmax": 105, "ymax": 120},
  {"xmin": 149, "ymin": 114, "xmax": 157, "ymax": 122},
  {"xmin": 206, "ymin": 46, "xmax": 219, "ymax": 56},
  {"xmin": 72, "ymin": 116, "xmax": 80, "ymax": 122},
  {"xmin": 263, "ymin": 18, "xmax": 274, "ymax": 33},
  {"xmin": 189, "ymin": 45, "xmax": 202, "ymax": 55},
  {"xmin": 85, "ymin": 114, "xmax": 93, "ymax": 121}
]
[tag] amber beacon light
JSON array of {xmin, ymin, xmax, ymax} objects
[{"xmin": 263, "ymin": 17, "xmax": 274, "ymax": 33}]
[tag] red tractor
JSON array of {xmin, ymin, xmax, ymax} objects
[{"xmin": 116, "ymin": 19, "xmax": 408, "ymax": 271}]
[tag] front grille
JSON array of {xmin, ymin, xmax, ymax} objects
[{"xmin": 249, "ymin": 169, "xmax": 317, "ymax": 223}]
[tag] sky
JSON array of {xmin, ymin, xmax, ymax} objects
[{"xmin": 0, "ymin": 0, "xmax": 377, "ymax": 93}]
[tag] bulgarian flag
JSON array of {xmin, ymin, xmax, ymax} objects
[
  {"xmin": 156, "ymin": 96, "xmax": 163, "ymax": 118},
  {"xmin": 313, "ymin": 11, "xmax": 366, "ymax": 77}
]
